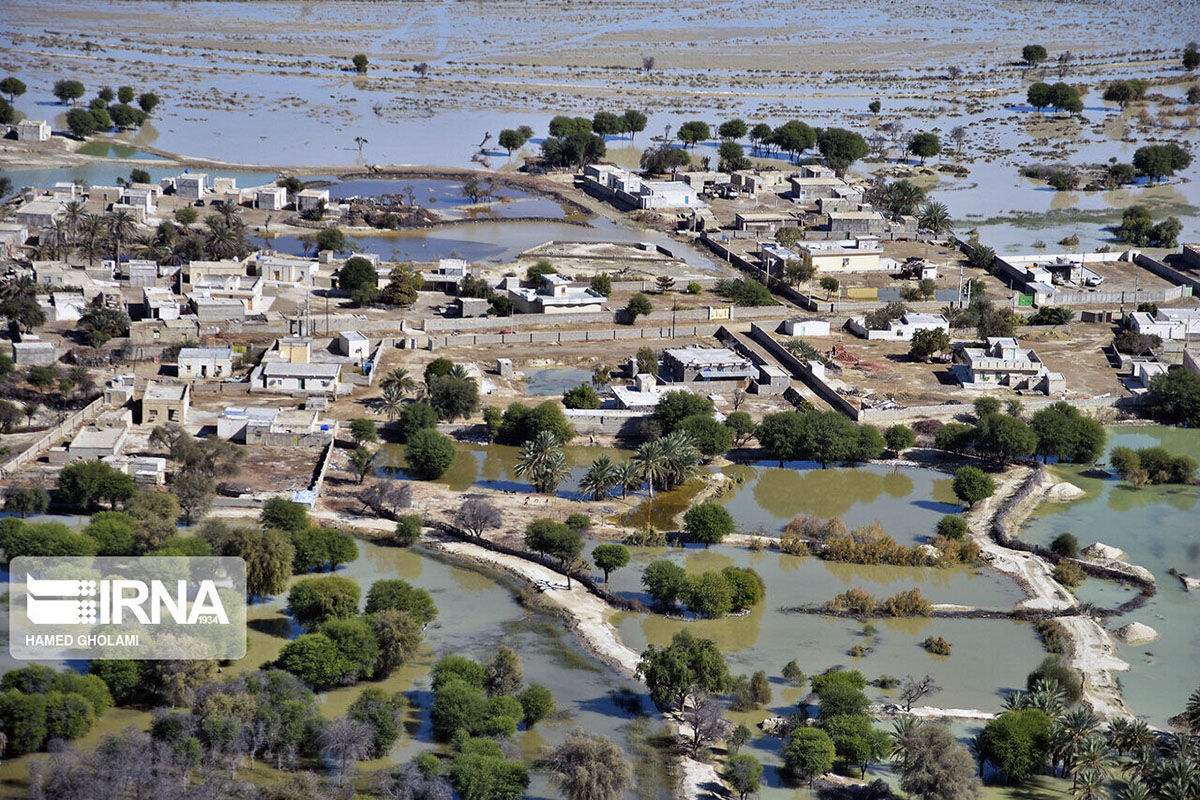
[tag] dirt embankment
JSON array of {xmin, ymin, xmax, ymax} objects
[{"xmin": 965, "ymin": 465, "xmax": 1135, "ymax": 719}]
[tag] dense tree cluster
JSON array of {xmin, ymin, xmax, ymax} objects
[
  {"xmin": 756, "ymin": 410, "xmax": 885, "ymax": 467},
  {"xmin": 641, "ymin": 559, "xmax": 764, "ymax": 617}
]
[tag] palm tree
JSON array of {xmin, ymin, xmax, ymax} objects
[
  {"xmin": 658, "ymin": 429, "xmax": 700, "ymax": 489},
  {"xmin": 214, "ymin": 199, "xmax": 240, "ymax": 226},
  {"xmin": 578, "ymin": 455, "xmax": 616, "ymax": 501},
  {"xmin": 380, "ymin": 367, "xmax": 417, "ymax": 396},
  {"xmin": 967, "ymin": 732, "xmax": 986, "ymax": 778},
  {"xmin": 21, "ymin": 402, "xmax": 38, "ymax": 427},
  {"xmin": 1072, "ymin": 767, "xmax": 1105, "ymax": 800},
  {"xmin": 204, "ymin": 215, "xmax": 241, "ymax": 259},
  {"xmin": 107, "ymin": 209, "xmax": 137, "ymax": 262},
  {"xmin": 889, "ymin": 717, "xmax": 919, "ymax": 770},
  {"xmin": 1119, "ymin": 779, "xmax": 1150, "ymax": 800},
  {"xmin": 448, "ymin": 364, "xmax": 470, "ymax": 379},
  {"xmin": 632, "ymin": 439, "xmax": 669, "ymax": 500},
  {"xmin": 917, "ymin": 201, "xmax": 951, "ymax": 238},
  {"xmin": 1106, "ymin": 718, "xmax": 1133, "ymax": 757},
  {"xmin": 1186, "ymin": 685, "xmax": 1200, "ymax": 733},
  {"xmin": 1001, "ymin": 691, "xmax": 1028, "ymax": 712},
  {"xmin": 613, "ymin": 460, "xmax": 643, "ymax": 498},
  {"xmin": 376, "ymin": 384, "xmax": 405, "ymax": 421},
  {"xmin": 1071, "ymin": 737, "xmax": 1114, "ymax": 789},
  {"xmin": 79, "ymin": 213, "xmax": 105, "ymax": 265},
  {"xmin": 63, "ymin": 200, "xmax": 86, "ymax": 245},
  {"xmin": 514, "ymin": 430, "xmax": 569, "ymax": 494}
]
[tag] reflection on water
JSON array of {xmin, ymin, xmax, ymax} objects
[
  {"xmin": 377, "ymin": 441, "xmax": 634, "ymax": 497},
  {"xmin": 1022, "ymin": 426, "xmax": 1200, "ymax": 725},
  {"xmin": 75, "ymin": 141, "xmax": 166, "ymax": 160}
]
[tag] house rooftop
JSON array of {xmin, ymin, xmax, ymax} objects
[
  {"xmin": 143, "ymin": 381, "xmax": 189, "ymax": 401},
  {"xmin": 178, "ymin": 347, "xmax": 233, "ymax": 360},
  {"xmin": 338, "ymin": 330, "xmax": 368, "ymax": 342},
  {"xmin": 262, "ymin": 361, "xmax": 342, "ymax": 378},
  {"xmin": 664, "ymin": 346, "xmax": 749, "ymax": 367}
]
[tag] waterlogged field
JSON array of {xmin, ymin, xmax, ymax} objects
[
  {"xmin": 1021, "ymin": 426, "xmax": 1200, "ymax": 726},
  {"xmin": 0, "ymin": 540, "xmax": 670, "ymax": 800}
]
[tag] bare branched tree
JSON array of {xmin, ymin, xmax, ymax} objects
[
  {"xmin": 681, "ymin": 692, "xmax": 733, "ymax": 756},
  {"xmin": 453, "ymin": 496, "xmax": 503, "ymax": 539},
  {"xmin": 900, "ymin": 674, "xmax": 942, "ymax": 712}
]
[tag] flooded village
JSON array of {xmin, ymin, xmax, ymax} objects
[{"xmin": 1, "ymin": 1, "xmax": 1200, "ymax": 799}]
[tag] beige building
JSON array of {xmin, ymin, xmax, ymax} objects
[
  {"xmin": 141, "ymin": 381, "xmax": 191, "ymax": 425},
  {"xmin": 795, "ymin": 238, "xmax": 884, "ymax": 273}
]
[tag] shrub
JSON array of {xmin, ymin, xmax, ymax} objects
[
  {"xmin": 561, "ymin": 383, "xmax": 600, "ymax": 409},
  {"xmin": 936, "ymin": 515, "xmax": 967, "ymax": 540},
  {"xmin": 923, "ymin": 636, "xmax": 952, "ymax": 655},
  {"xmin": 1050, "ymin": 532, "xmax": 1078, "ymax": 558},
  {"xmin": 686, "ymin": 281, "xmax": 702, "ymax": 294},
  {"xmin": 952, "ymin": 466, "xmax": 995, "ymax": 507},
  {"xmin": 1026, "ymin": 656, "xmax": 1083, "ymax": 703},
  {"xmin": 287, "ymin": 576, "xmax": 361, "ymax": 626},
  {"xmin": 564, "ymin": 513, "xmax": 590, "ymax": 531},
  {"xmin": 1052, "ymin": 560, "xmax": 1085, "ymax": 589},
  {"xmin": 393, "ymin": 514, "xmax": 422, "ymax": 546}
]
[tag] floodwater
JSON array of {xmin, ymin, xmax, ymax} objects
[
  {"xmin": 524, "ymin": 368, "xmax": 596, "ymax": 396},
  {"xmin": 718, "ymin": 461, "xmax": 961, "ymax": 544},
  {"xmin": 315, "ymin": 176, "xmax": 569, "ymax": 220},
  {"xmin": 0, "ymin": 539, "xmax": 668, "ymax": 800},
  {"xmin": 269, "ymin": 214, "xmax": 722, "ymax": 268},
  {"xmin": 1021, "ymin": 426, "xmax": 1200, "ymax": 726},
  {"xmin": 376, "ymin": 441, "xmax": 636, "ymax": 498},
  {"xmin": 603, "ymin": 542, "xmax": 1040, "ymax": 797}
]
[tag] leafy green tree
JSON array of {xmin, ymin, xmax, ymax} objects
[
  {"xmin": 640, "ymin": 145, "xmax": 690, "ymax": 173},
  {"xmin": 364, "ymin": 578, "xmax": 437, "ymax": 625},
  {"xmin": 519, "ymin": 683, "xmax": 554, "ymax": 728},
  {"xmin": 718, "ymin": 141, "xmax": 750, "ymax": 172},
  {"xmin": 724, "ymin": 411, "xmax": 756, "ymax": 447},
  {"xmin": 952, "ymin": 466, "xmax": 995, "ymax": 507},
  {"xmin": 276, "ymin": 633, "xmax": 358, "ymax": 690},
  {"xmin": 352, "ymin": 53, "xmax": 369, "ymax": 74},
  {"xmin": 821, "ymin": 713, "xmax": 891, "ymax": 776},
  {"xmin": 1029, "ymin": 402, "xmax": 1105, "ymax": 463},
  {"xmin": 910, "ymin": 328, "xmax": 950, "ymax": 361},
  {"xmin": 287, "ymin": 576, "xmax": 361, "ymax": 626},
  {"xmin": 817, "ymin": 127, "xmax": 869, "ymax": 173},
  {"xmin": 315, "ymin": 227, "xmax": 348, "ymax": 253},
  {"xmin": 677, "ymin": 120, "xmax": 711, "ymax": 148},
  {"xmin": 348, "ymin": 688, "xmax": 406, "ymax": 757},
  {"xmin": 56, "ymin": 460, "xmax": 134, "ymax": 509},
  {"xmin": 1148, "ymin": 368, "xmax": 1200, "ymax": 426},
  {"xmin": 1027, "ymin": 81, "xmax": 1052, "ymax": 110},
  {"xmin": 591, "ymin": 543, "xmax": 630, "ymax": 583},
  {"xmin": 636, "ymin": 630, "xmax": 730, "ymax": 710},
  {"xmin": 622, "ymin": 109, "xmax": 647, "ymax": 140},
  {"xmin": 221, "ymin": 525, "xmax": 295, "ymax": 601},
  {"xmin": 498, "ymin": 128, "xmax": 528, "ymax": 155},
  {"xmin": 784, "ymin": 727, "xmax": 836, "ymax": 785},
  {"xmin": 936, "ymin": 515, "xmax": 967, "ymax": 540},
  {"xmin": 1022, "ymin": 44, "xmax": 1048, "ymax": 67},
  {"xmin": 769, "ymin": 120, "xmax": 816, "ymax": 162},
  {"xmin": 260, "ymin": 496, "xmax": 310, "ymax": 533},
  {"xmin": 684, "ymin": 571, "xmax": 732, "ymax": 618},
  {"xmin": 0, "ymin": 76, "xmax": 26, "ymax": 104},
  {"xmin": 1132, "ymin": 143, "xmax": 1192, "ymax": 183},
  {"xmin": 726, "ymin": 753, "xmax": 762, "ymax": 799},
  {"xmin": 625, "ymin": 293, "xmax": 652, "ymax": 322},
  {"xmin": 678, "ymin": 413, "xmax": 732, "ymax": 456},
  {"xmin": 0, "ymin": 691, "xmax": 48, "ymax": 754},
  {"xmin": 972, "ymin": 413, "xmax": 1037, "ymax": 462},
  {"xmin": 1047, "ymin": 82, "xmax": 1083, "ymax": 113},
  {"xmin": 642, "ymin": 559, "xmax": 688, "ymax": 608},
  {"xmin": 348, "ymin": 418, "xmax": 378, "ymax": 446},
  {"xmin": 562, "ymin": 382, "xmax": 601, "ymax": 409},
  {"xmin": 427, "ymin": 375, "xmax": 479, "ymax": 421},
  {"xmin": 319, "ymin": 616, "xmax": 381, "ymax": 681},
  {"xmin": 908, "ymin": 132, "xmax": 941, "ymax": 164},
  {"xmin": 83, "ymin": 511, "xmax": 135, "ymax": 555},
  {"xmin": 137, "ymin": 92, "xmax": 160, "ymax": 113},
  {"xmin": 652, "ymin": 390, "xmax": 713, "ymax": 434},
  {"xmin": 65, "ymin": 107, "xmax": 98, "ymax": 136},
  {"xmin": 4, "ymin": 485, "xmax": 50, "ymax": 518},
  {"xmin": 53, "ymin": 79, "xmax": 86, "ymax": 104},
  {"xmin": 449, "ymin": 737, "xmax": 529, "ymax": 800},
  {"xmin": 485, "ymin": 646, "xmax": 523, "ymax": 697},
  {"xmin": 395, "ymin": 400, "xmax": 438, "ymax": 442},
  {"xmin": 718, "ymin": 118, "xmax": 748, "ymax": 140},
  {"xmin": 980, "ymin": 709, "xmax": 1052, "ymax": 783},
  {"xmin": 683, "ymin": 501, "xmax": 735, "ymax": 549},
  {"xmin": 884, "ymin": 424, "xmax": 916, "ymax": 454},
  {"xmin": 405, "ymin": 429, "xmax": 456, "ymax": 480}
]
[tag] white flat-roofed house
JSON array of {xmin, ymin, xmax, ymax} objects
[
  {"xmin": 49, "ymin": 292, "xmax": 87, "ymax": 322},
  {"xmin": 255, "ymin": 186, "xmax": 288, "ymax": 211},
  {"xmin": 958, "ymin": 337, "xmax": 1064, "ymax": 394},
  {"xmin": 505, "ymin": 273, "xmax": 605, "ymax": 314},
  {"xmin": 254, "ymin": 253, "xmax": 319, "ymax": 285},
  {"xmin": 116, "ymin": 186, "xmax": 156, "ymax": 216},
  {"xmin": 172, "ymin": 173, "xmax": 207, "ymax": 200},
  {"xmin": 846, "ymin": 312, "xmax": 950, "ymax": 341},
  {"xmin": 11, "ymin": 336, "xmax": 57, "ymax": 366},
  {"xmin": 637, "ymin": 179, "xmax": 702, "ymax": 209},
  {"xmin": 185, "ymin": 258, "xmax": 245, "ymax": 284},
  {"xmin": 14, "ymin": 197, "xmax": 68, "ymax": 229},
  {"xmin": 178, "ymin": 346, "xmax": 235, "ymax": 380},
  {"xmin": 296, "ymin": 188, "xmax": 329, "ymax": 213},
  {"xmin": 422, "ymin": 258, "xmax": 474, "ymax": 291},
  {"xmin": 188, "ymin": 275, "xmax": 266, "ymax": 317},
  {"xmin": 1129, "ymin": 308, "xmax": 1200, "ymax": 341},
  {"xmin": 142, "ymin": 287, "xmax": 182, "ymax": 320},
  {"xmin": 794, "ymin": 238, "xmax": 884, "ymax": 273},
  {"xmin": 257, "ymin": 361, "xmax": 342, "ymax": 395},
  {"xmin": 661, "ymin": 346, "xmax": 756, "ymax": 384},
  {"xmin": 781, "ymin": 318, "xmax": 832, "ymax": 337},
  {"xmin": 68, "ymin": 425, "xmax": 129, "ymax": 461},
  {"xmin": 759, "ymin": 242, "xmax": 802, "ymax": 279},
  {"xmin": 336, "ymin": 330, "xmax": 370, "ymax": 361},
  {"xmin": 17, "ymin": 119, "xmax": 51, "ymax": 142}
]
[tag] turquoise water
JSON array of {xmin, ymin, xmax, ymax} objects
[{"xmin": 1022, "ymin": 427, "xmax": 1200, "ymax": 726}]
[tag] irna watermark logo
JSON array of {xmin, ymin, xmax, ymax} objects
[{"xmin": 9, "ymin": 556, "xmax": 246, "ymax": 660}]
